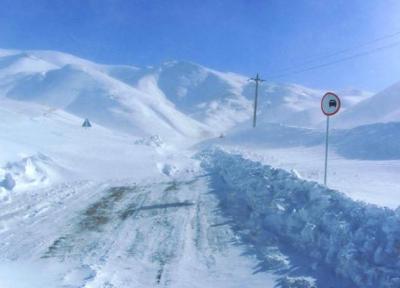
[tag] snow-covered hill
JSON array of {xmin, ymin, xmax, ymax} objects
[
  {"xmin": 332, "ymin": 122, "xmax": 400, "ymax": 160},
  {"xmin": 204, "ymin": 121, "xmax": 400, "ymax": 160},
  {"xmin": 0, "ymin": 49, "xmax": 210, "ymax": 142},
  {"xmin": 338, "ymin": 80, "xmax": 400, "ymax": 127},
  {"xmin": 151, "ymin": 61, "xmax": 371, "ymax": 129},
  {"xmin": 242, "ymin": 83, "xmax": 371, "ymax": 128}
]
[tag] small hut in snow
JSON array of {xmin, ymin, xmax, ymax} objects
[{"xmin": 82, "ymin": 118, "xmax": 92, "ymax": 128}]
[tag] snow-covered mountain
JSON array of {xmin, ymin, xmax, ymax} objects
[{"xmin": 0, "ymin": 48, "xmax": 373, "ymax": 140}]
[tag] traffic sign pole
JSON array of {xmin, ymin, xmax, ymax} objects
[
  {"xmin": 321, "ymin": 92, "xmax": 341, "ymax": 187},
  {"xmin": 324, "ymin": 115, "xmax": 330, "ymax": 186}
]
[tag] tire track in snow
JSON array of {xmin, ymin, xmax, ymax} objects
[
  {"xmin": 0, "ymin": 181, "xmax": 105, "ymax": 260},
  {"xmin": 43, "ymin": 181, "xmax": 197, "ymax": 287},
  {"xmin": 43, "ymin": 185, "xmax": 145, "ymax": 260}
]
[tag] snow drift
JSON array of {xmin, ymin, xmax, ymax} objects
[{"xmin": 198, "ymin": 148, "xmax": 400, "ymax": 288}]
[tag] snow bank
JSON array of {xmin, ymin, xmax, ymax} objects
[
  {"xmin": 198, "ymin": 148, "xmax": 400, "ymax": 288},
  {"xmin": 134, "ymin": 135, "xmax": 165, "ymax": 148},
  {"xmin": 0, "ymin": 153, "xmax": 59, "ymax": 191}
]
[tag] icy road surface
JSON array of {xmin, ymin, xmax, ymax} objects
[{"xmin": 0, "ymin": 177, "xmax": 276, "ymax": 288}]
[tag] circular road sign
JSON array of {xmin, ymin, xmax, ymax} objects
[{"xmin": 321, "ymin": 92, "xmax": 341, "ymax": 116}]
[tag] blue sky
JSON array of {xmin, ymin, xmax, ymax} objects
[{"xmin": 0, "ymin": 0, "xmax": 399, "ymax": 92}]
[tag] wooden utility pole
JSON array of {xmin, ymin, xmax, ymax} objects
[{"xmin": 249, "ymin": 73, "xmax": 265, "ymax": 128}]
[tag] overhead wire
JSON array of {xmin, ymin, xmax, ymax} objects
[
  {"xmin": 259, "ymin": 29, "xmax": 400, "ymax": 80},
  {"xmin": 266, "ymin": 38, "xmax": 400, "ymax": 79},
  {"xmin": 284, "ymin": 30, "xmax": 400, "ymax": 69}
]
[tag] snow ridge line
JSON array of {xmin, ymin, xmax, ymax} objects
[{"xmin": 197, "ymin": 148, "xmax": 400, "ymax": 288}]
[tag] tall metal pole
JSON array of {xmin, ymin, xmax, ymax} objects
[
  {"xmin": 324, "ymin": 115, "xmax": 330, "ymax": 186},
  {"xmin": 253, "ymin": 75, "xmax": 259, "ymax": 128},
  {"xmin": 250, "ymin": 73, "xmax": 265, "ymax": 128}
]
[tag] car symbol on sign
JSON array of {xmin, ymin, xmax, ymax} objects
[{"xmin": 329, "ymin": 99, "xmax": 337, "ymax": 108}]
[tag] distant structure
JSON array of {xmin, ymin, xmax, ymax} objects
[{"xmin": 82, "ymin": 118, "xmax": 92, "ymax": 128}]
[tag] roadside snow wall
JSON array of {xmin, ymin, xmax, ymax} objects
[{"xmin": 198, "ymin": 148, "xmax": 400, "ymax": 288}]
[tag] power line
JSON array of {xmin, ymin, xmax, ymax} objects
[
  {"xmin": 268, "ymin": 30, "xmax": 400, "ymax": 76},
  {"xmin": 267, "ymin": 40, "xmax": 400, "ymax": 79},
  {"xmin": 295, "ymin": 31, "xmax": 400, "ymax": 64}
]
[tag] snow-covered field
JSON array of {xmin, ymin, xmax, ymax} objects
[{"xmin": 1, "ymin": 49, "xmax": 400, "ymax": 287}]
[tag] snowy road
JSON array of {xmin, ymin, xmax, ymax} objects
[
  {"xmin": 2, "ymin": 148, "xmax": 400, "ymax": 288},
  {"xmin": 0, "ymin": 175, "xmax": 276, "ymax": 287}
]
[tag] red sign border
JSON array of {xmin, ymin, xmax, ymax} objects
[{"xmin": 321, "ymin": 92, "xmax": 341, "ymax": 116}]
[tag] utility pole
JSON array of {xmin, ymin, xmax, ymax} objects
[{"xmin": 249, "ymin": 73, "xmax": 265, "ymax": 128}]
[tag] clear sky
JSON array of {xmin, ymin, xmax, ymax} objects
[{"xmin": 0, "ymin": 0, "xmax": 399, "ymax": 92}]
